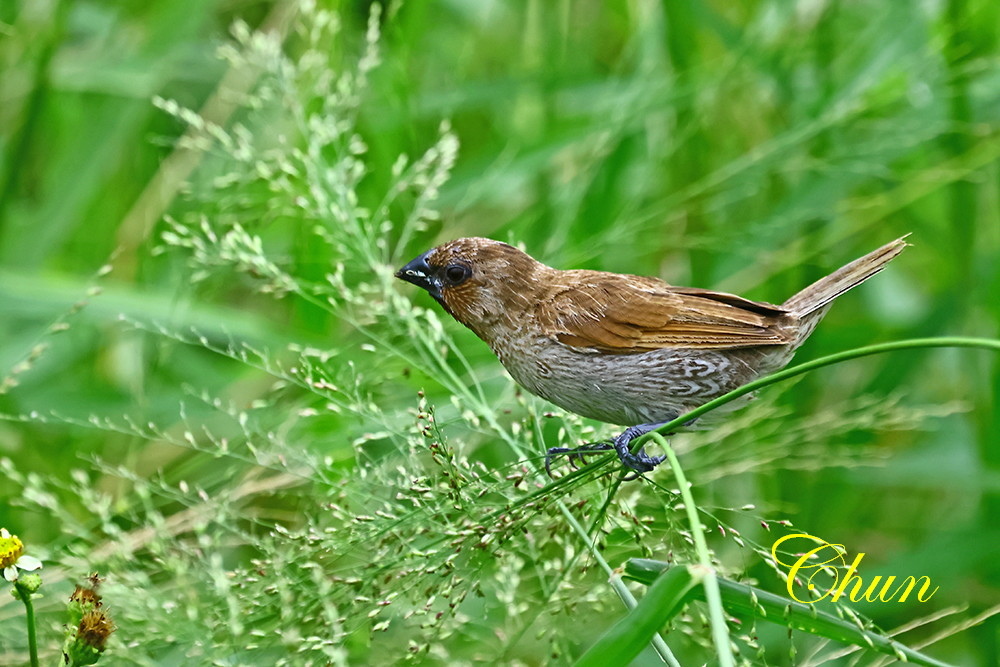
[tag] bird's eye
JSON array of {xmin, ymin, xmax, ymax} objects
[{"xmin": 444, "ymin": 264, "xmax": 471, "ymax": 286}]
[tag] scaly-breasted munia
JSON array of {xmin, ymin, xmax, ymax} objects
[{"xmin": 396, "ymin": 237, "xmax": 907, "ymax": 474}]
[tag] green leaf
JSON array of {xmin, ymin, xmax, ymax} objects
[
  {"xmin": 575, "ymin": 565, "xmax": 702, "ymax": 667},
  {"xmin": 625, "ymin": 560, "xmax": 955, "ymax": 667}
]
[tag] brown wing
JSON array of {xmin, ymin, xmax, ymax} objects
[{"xmin": 536, "ymin": 272, "xmax": 794, "ymax": 353}]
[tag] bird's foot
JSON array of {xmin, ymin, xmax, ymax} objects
[
  {"xmin": 544, "ymin": 422, "xmax": 671, "ymax": 479},
  {"xmin": 544, "ymin": 442, "xmax": 613, "ymax": 477},
  {"xmin": 612, "ymin": 423, "xmax": 668, "ymax": 479}
]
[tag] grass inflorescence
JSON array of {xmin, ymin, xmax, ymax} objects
[{"xmin": 1, "ymin": 1, "xmax": 998, "ymax": 664}]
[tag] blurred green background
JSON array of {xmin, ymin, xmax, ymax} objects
[{"xmin": 1, "ymin": 0, "xmax": 998, "ymax": 664}]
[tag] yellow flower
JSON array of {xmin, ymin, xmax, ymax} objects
[{"xmin": 1, "ymin": 528, "xmax": 43, "ymax": 583}]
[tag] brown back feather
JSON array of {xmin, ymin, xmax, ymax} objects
[{"xmin": 537, "ymin": 271, "xmax": 794, "ymax": 354}]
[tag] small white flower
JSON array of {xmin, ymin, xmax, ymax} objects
[{"xmin": 1, "ymin": 528, "xmax": 43, "ymax": 582}]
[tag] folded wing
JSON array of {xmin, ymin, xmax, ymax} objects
[{"xmin": 536, "ymin": 272, "xmax": 794, "ymax": 353}]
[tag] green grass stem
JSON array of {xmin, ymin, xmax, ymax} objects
[
  {"xmin": 651, "ymin": 431, "xmax": 735, "ymax": 666},
  {"xmin": 14, "ymin": 584, "xmax": 39, "ymax": 667}
]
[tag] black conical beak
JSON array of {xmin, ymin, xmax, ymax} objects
[{"xmin": 395, "ymin": 250, "xmax": 443, "ymax": 300}]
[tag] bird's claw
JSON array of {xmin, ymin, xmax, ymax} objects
[
  {"xmin": 609, "ymin": 422, "xmax": 669, "ymax": 478},
  {"xmin": 614, "ymin": 448, "xmax": 666, "ymax": 478},
  {"xmin": 544, "ymin": 442, "xmax": 613, "ymax": 477},
  {"xmin": 544, "ymin": 425, "xmax": 668, "ymax": 480},
  {"xmin": 569, "ymin": 442, "xmax": 614, "ymax": 469}
]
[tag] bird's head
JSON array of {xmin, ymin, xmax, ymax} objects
[{"xmin": 395, "ymin": 237, "xmax": 544, "ymax": 338}]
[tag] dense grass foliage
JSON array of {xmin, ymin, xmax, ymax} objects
[{"xmin": 1, "ymin": 0, "xmax": 998, "ymax": 664}]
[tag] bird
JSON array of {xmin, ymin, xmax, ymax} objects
[{"xmin": 395, "ymin": 236, "xmax": 908, "ymax": 476}]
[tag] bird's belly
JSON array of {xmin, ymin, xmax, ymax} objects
[{"xmin": 498, "ymin": 341, "xmax": 761, "ymax": 426}]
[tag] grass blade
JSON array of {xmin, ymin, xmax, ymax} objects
[
  {"xmin": 575, "ymin": 564, "xmax": 701, "ymax": 667},
  {"xmin": 624, "ymin": 560, "xmax": 955, "ymax": 667}
]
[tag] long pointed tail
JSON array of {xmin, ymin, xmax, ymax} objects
[{"xmin": 782, "ymin": 236, "xmax": 909, "ymax": 318}]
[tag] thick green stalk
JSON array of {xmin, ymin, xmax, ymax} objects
[
  {"xmin": 15, "ymin": 584, "xmax": 40, "ymax": 667},
  {"xmin": 651, "ymin": 432, "xmax": 734, "ymax": 667}
]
